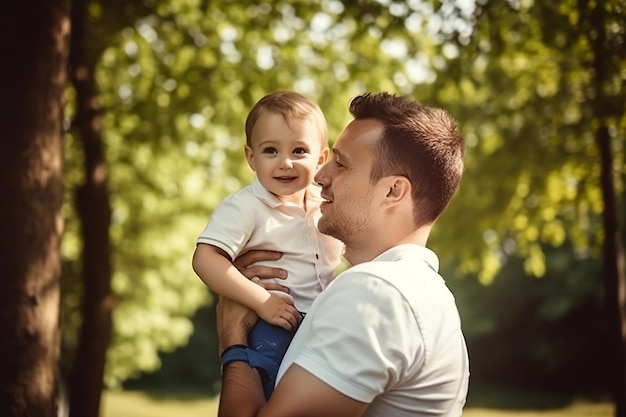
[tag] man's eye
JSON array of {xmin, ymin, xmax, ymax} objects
[
  {"xmin": 262, "ymin": 147, "xmax": 278, "ymax": 154},
  {"xmin": 293, "ymin": 147, "xmax": 307, "ymax": 155}
]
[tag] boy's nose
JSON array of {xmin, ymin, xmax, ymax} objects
[{"xmin": 279, "ymin": 157, "xmax": 294, "ymax": 169}]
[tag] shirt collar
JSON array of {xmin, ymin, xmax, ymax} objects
[
  {"xmin": 250, "ymin": 177, "xmax": 282, "ymax": 208},
  {"xmin": 373, "ymin": 244, "xmax": 440, "ymax": 272},
  {"xmin": 250, "ymin": 176, "xmax": 323, "ymax": 211}
]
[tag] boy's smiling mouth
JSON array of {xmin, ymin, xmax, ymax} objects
[{"xmin": 274, "ymin": 176, "xmax": 297, "ymax": 183}]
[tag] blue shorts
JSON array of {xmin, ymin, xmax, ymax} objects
[{"xmin": 248, "ymin": 314, "xmax": 303, "ymax": 399}]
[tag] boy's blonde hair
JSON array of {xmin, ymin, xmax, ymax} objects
[{"xmin": 245, "ymin": 91, "xmax": 328, "ymax": 147}]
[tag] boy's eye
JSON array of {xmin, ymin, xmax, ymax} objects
[
  {"xmin": 262, "ymin": 147, "xmax": 278, "ymax": 154},
  {"xmin": 293, "ymin": 147, "xmax": 307, "ymax": 155}
]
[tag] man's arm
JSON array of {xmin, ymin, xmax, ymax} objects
[
  {"xmin": 218, "ymin": 362, "xmax": 265, "ymax": 417},
  {"xmin": 260, "ymin": 365, "xmax": 369, "ymax": 417},
  {"xmin": 216, "ymin": 295, "xmax": 266, "ymax": 417},
  {"xmin": 219, "ymin": 361, "xmax": 368, "ymax": 417},
  {"xmin": 216, "ymin": 295, "xmax": 368, "ymax": 417}
]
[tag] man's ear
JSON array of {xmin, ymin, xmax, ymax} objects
[
  {"xmin": 385, "ymin": 176, "xmax": 412, "ymax": 203},
  {"xmin": 318, "ymin": 147, "xmax": 330, "ymax": 166},
  {"xmin": 244, "ymin": 146, "xmax": 256, "ymax": 171}
]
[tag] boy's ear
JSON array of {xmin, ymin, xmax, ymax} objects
[
  {"xmin": 244, "ymin": 146, "xmax": 256, "ymax": 171},
  {"xmin": 318, "ymin": 147, "xmax": 330, "ymax": 166}
]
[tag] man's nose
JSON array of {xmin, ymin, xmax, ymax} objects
[{"xmin": 314, "ymin": 163, "xmax": 328, "ymax": 186}]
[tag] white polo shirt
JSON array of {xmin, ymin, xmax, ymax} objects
[
  {"xmin": 197, "ymin": 177, "xmax": 344, "ymax": 312},
  {"xmin": 277, "ymin": 244, "xmax": 470, "ymax": 416}
]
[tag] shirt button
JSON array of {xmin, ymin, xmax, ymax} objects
[{"xmin": 315, "ymin": 253, "xmax": 319, "ymax": 259}]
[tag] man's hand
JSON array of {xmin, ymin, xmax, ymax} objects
[{"xmin": 234, "ymin": 250, "xmax": 290, "ymax": 294}]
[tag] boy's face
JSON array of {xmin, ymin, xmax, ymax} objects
[{"xmin": 245, "ymin": 111, "xmax": 329, "ymax": 205}]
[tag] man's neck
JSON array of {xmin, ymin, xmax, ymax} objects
[{"xmin": 343, "ymin": 226, "xmax": 431, "ymax": 266}]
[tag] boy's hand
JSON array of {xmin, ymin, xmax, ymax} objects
[{"xmin": 257, "ymin": 294, "xmax": 301, "ymax": 332}]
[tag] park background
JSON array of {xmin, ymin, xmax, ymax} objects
[{"xmin": 0, "ymin": 0, "xmax": 624, "ymax": 416}]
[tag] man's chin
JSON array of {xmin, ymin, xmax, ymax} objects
[
  {"xmin": 318, "ymin": 221, "xmax": 338, "ymax": 239},
  {"xmin": 318, "ymin": 219, "xmax": 330, "ymax": 235}
]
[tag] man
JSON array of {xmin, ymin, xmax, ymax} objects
[{"xmin": 217, "ymin": 92, "xmax": 470, "ymax": 417}]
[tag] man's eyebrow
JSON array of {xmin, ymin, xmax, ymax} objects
[{"xmin": 332, "ymin": 148, "xmax": 347, "ymax": 160}]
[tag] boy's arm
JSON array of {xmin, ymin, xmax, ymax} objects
[{"xmin": 192, "ymin": 243, "xmax": 300, "ymax": 331}]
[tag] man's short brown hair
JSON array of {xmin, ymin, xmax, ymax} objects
[{"xmin": 349, "ymin": 92, "xmax": 465, "ymax": 227}]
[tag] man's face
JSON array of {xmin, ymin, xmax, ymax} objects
[{"xmin": 314, "ymin": 118, "xmax": 384, "ymax": 244}]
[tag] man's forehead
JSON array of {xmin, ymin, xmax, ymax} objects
[{"xmin": 334, "ymin": 119, "xmax": 382, "ymax": 149}]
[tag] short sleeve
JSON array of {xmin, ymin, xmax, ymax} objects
[
  {"xmin": 294, "ymin": 272, "xmax": 423, "ymax": 402},
  {"xmin": 196, "ymin": 193, "xmax": 256, "ymax": 260}
]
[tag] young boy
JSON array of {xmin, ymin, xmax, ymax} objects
[{"xmin": 192, "ymin": 91, "xmax": 343, "ymax": 398}]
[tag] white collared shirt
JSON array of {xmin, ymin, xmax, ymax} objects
[
  {"xmin": 197, "ymin": 177, "xmax": 344, "ymax": 312},
  {"xmin": 278, "ymin": 244, "xmax": 469, "ymax": 416}
]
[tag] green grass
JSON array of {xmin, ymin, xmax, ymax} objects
[
  {"xmin": 102, "ymin": 390, "xmax": 613, "ymax": 417},
  {"xmin": 463, "ymin": 402, "xmax": 613, "ymax": 417},
  {"xmin": 102, "ymin": 390, "xmax": 219, "ymax": 417}
]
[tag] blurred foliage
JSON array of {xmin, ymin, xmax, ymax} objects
[
  {"xmin": 426, "ymin": 0, "xmax": 625, "ymax": 283},
  {"xmin": 123, "ymin": 300, "xmax": 222, "ymax": 393},
  {"xmin": 448, "ymin": 244, "xmax": 609, "ymax": 394},
  {"xmin": 60, "ymin": 0, "xmax": 624, "ymax": 391}
]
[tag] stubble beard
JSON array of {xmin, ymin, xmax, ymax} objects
[{"xmin": 318, "ymin": 206, "xmax": 369, "ymax": 245}]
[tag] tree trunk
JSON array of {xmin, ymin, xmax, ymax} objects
[
  {"xmin": 589, "ymin": 2, "xmax": 626, "ymax": 416},
  {"xmin": 0, "ymin": 0, "xmax": 71, "ymax": 416},
  {"xmin": 596, "ymin": 125, "xmax": 626, "ymax": 416},
  {"xmin": 67, "ymin": 0, "xmax": 114, "ymax": 416}
]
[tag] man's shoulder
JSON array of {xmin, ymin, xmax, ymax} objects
[
  {"xmin": 331, "ymin": 248, "xmax": 448, "ymax": 307},
  {"xmin": 345, "ymin": 250, "xmax": 435, "ymax": 279}
]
